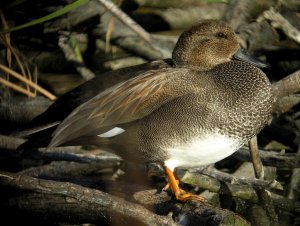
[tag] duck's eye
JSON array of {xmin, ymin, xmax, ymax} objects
[{"xmin": 216, "ymin": 32, "xmax": 227, "ymax": 39}]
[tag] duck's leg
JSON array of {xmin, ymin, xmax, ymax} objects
[{"xmin": 164, "ymin": 166, "xmax": 205, "ymax": 202}]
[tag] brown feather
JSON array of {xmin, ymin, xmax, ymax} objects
[{"xmin": 49, "ymin": 68, "xmax": 194, "ymax": 147}]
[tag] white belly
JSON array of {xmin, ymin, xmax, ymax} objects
[{"xmin": 164, "ymin": 133, "xmax": 245, "ymax": 171}]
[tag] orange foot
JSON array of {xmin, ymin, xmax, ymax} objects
[{"xmin": 164, "ymin": 166, "xmax": 205, "ymax": 202}]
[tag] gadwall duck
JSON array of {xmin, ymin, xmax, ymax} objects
[{"xmin": 19, "ymin": 20, "xmax": 273, "ymax": 202}]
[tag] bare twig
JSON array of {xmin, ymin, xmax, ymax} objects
[
  {"xmin": 96, "ymin": 0, "xmax": 152, "ymax": 45},
  {"xmin": 0, "ymin": 11, "xmax": 36, "ymax": 95},
  {"xmin": 46, "ymin": 1, "xmax": 175, "ymax": 60},
  {"xmin": 0, "ymin": 64, "xmax": 56, "ymax": 100},
  {"xmin": 249, "ymin": 137, "xmax": 278, "ymax": 224},
  {"xmin": 249, "ymin": 136, "xmax": 264, "ymax": 179},
  {"xmin": 0, "ymin": 77, "xmax": 35, "ymax": 97}
]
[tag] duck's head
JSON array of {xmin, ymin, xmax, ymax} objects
[{"xmin": 172, "ymin": 20, "xmax": 252, "ymax": 70}]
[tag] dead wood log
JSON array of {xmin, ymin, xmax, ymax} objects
[
  {"xmin": 0, "ymin": 171, "xmax": 177, "ymax": 226},
  {"xmin": 47, "ymin": 1, "xmax": 175, "ymax": 60},
  {"xmin": 133, "ymin": 189, "xmax": 251, "ymax": 226},
  {"xmin": 261, "ymin": 7, "xmax": 300, "ymax": 44},
  {"xmin": 272, "ymin": 69, "xmax": 300, "ymax": 100},
  {"xmin": 148, "ymin": 4, "xmax": 225, "ymax": 30},
  {"xmin": 18, "ymin": 160, "xmax": 119, "ymax": 179},
  {"xmin": 0, "ymin": 171, "xmax": 251, "ymax": 226},
  {"xmin": 178, "ymin": 165, "xmax": 298, "ymax": 213},
  {"xmin": 184, "ymin": 166, "xmax": 282, "ymax": 190},
  {"xmin": 0, "ymin": 96, "xmax": 52, "ymax": 126},
  {"xmin": 234, "ymin": 147, "xmax": 299, "ymax": 168}
]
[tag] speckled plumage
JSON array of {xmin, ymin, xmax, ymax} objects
[
  {"xmin": 47, "ymin": 20, "xmax": 273, "ymax": 171},
  {"xmin": 109, "ymin": 60, "xmax": 272, "ymax": 167}
]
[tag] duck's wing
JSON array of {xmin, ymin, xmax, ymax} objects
[
  {"xmin": 21, "ymin": 60, "xmax": 172, "ymax": 131},
  {"xmin": 49, "ymin": 68, "xmax": 191, "ymax": 147}
]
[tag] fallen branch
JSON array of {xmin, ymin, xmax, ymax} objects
[
  {"xmin": 272, "ymin": 69, "xmax": 300, "ymax": 99},
  {"xmin": 179, "ymin": 168, "xmax": 297, "ymax": 212},
  {"xmin": 58, "ymin": 33, "xmax": 96, "ymax": 80},
  {"xmin": 0, "ymin": 171, "xmax": 252, "ymax": 226},
  {"xmin": 261, "ymin": 7, "xmax": 300, "ymax": 44},
  {"xmin": 187, "ymin": 166, "xmax": 282, "ymax": 190},
  {"xmin": 234, "ymin": 147, "xmax": 299, "ymax": 168},
  {"xmin": 96, "ymin": 0, "xmax": 152, "ymax": 45}
]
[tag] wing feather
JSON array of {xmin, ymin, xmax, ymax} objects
[{"xmin": 49, "ymin": 68, "xmax": 190, "ymax": 147}]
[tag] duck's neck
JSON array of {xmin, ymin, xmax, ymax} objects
[
  {"xmin": 172, "ymin": 48, "xmax": 231, "ymax": 71},
  {"xmin": 173, "ymin": 58, "xmax": 231, "ymax": 71}
]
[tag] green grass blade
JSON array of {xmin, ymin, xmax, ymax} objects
[{"xmin": 2, "ymin": 0, "xmax": 90, "ymax": 33}]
